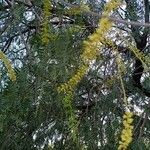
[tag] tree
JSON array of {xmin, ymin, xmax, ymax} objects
[{"xmin": 0, "ymin": 0, "xmax": 150, "ymax": 149}]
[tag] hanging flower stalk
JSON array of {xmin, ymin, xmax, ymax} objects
[
  {"xmin": 57, "ymin": 0, "xmax": 121, "ymax": 142},
  {"xmin": 96, "ymin": 24, "xmax": 134, "ymax": 150},
  {"xmin": 116, "ymin": 50, "xmax": 134, "ymax": 150}
]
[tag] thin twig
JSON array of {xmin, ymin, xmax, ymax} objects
[{"xmin": 138, "ymin": 112, "xmax": 148, "ymax": 139}]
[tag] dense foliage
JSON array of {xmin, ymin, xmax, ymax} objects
[{"xmin": 0, "ymin": 0, "xmax": 150, "ymax": 149}]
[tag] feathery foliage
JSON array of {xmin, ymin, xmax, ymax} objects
[{"xmin": 0, "ymin": 0, "xmax": 150, "ymax": 149}]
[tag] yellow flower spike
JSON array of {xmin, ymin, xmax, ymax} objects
[
  {"xmin": 0, "ymin": 51, "xmax": 16, "ymax": 81},
  {"xmin": 118, "ymin": 111, "xmax": 134, "ymax": 150},
  {"xmin": 57, "ymin": 65, "xmax": 88, "ymax": 93}
]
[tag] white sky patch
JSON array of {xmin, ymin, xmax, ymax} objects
[{"xmin": 23, "ymin": 11, "xmax": 35, "ymax": 22}]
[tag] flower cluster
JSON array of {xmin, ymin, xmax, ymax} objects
[
  {"xmin": 81, "ymin": 0, "xmax": 121, "ymax": 64},
  {"xmin": 81, "ymin": 18, "xmax": 113, "ymax": 63},
  {"xmin": 118, "ymin": 111, "xmax": 134, "ymax": 150},
  {"xmin": 0, "ymin": 51, "xmax": 16, "ymax": 81},
  {"xmin": 57, "ymin": 64, "xmax": 88, "ymax": 93},
  {"xmin": 41, "ymin": 0, "xmax": 52, "ymax": 44}
]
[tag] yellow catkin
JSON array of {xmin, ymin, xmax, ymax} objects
[
  {"xmin": 118, "ymin": 112, "xmax": 134, "ymax": 150},
  {"xmin": 58, "ymin": 0, "xmax": 121, "ymax": 93},
  {"xmin": 81, "ymin": 0, "xmax": 121, "ymax": 64},
  {"xmin": 41, "ymin": 0, "xmax": 52, "ymax": 44},
  {"xmin": 81, "ymin": 18, "xmax": 112, "ymax": 64},
  {"xmin": 0, "ymin": 51, "xmax": 16, "ymax": 81},
  {"xmin": 57, "ymin": 64, "xmax": 88, "ymax": 93}
]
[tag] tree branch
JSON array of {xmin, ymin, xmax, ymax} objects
[{"xmin": 59, "ymin": 0, "xmax": 150, "ymax": 27}]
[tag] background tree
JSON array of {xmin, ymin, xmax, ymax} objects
[{"xmin": 0, "ymin": 0, "xmax": 150, "ymax": 149}]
